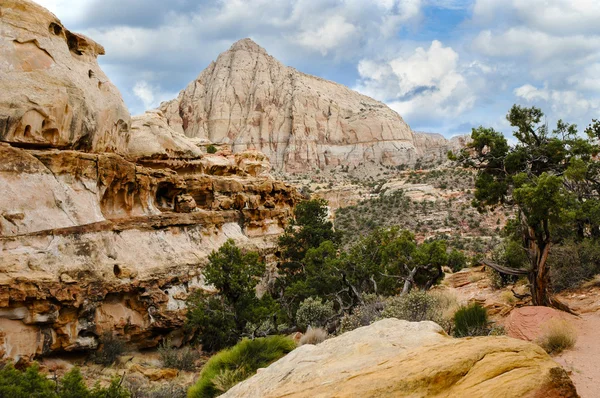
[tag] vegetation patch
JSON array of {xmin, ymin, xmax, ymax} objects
[{"xmin": 188, "ymin": 336, "xmax": 296, "ymax": 398}]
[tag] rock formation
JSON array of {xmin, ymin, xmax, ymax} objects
[
  {"xmin": 224, "ymin": 319, "xmax": 579, "ymax": 398},
  {"xmin": 0, "ymin": 0, "xmax": 130, "ymax": 152},
  {"xmin": 0, "ymin": 1, "xmax": 300, "ymax": 362},
  {"xmin": 158, "ymin": 39, "xmax": 459, "ymax": 173}
]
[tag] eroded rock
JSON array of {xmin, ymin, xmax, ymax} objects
[{"xmin": 0, "ymin": 0, "xmax": 130, "ymax": 152}]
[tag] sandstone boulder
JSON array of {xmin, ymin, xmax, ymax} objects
[
  {"xmin": 224, "ymin": 318, "xmax": 578, "ymax": 398},
  {"xmin": 505, "ymin": 306, "xmax": 575, "ymax": 342},
  {"xmin": 0, "ymin": 0, "xmax": 130, "ymax": 152}
]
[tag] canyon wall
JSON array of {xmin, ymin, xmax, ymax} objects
[{"xmin": 0, "ymin": 0, "xmax": 299, "ymax": 362}]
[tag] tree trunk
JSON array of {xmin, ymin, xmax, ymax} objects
[
  {"xmin": 401, "ymin": 267, "xmax": 418, "ymax": 296},
  {"xmin": 530, "ymin": 240, "xmax": 551, "ymax": 306}
]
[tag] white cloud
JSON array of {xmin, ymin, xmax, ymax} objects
[
  {"xmin": 473, "ymin": 0, "xmax": 600, "ymax": 35},
  {"xmin": 356, "ymin": 40, "xmax": 477, "ymax": 121},
  {"xmin": 514, "ymin": 83, "xmax": 600, "ymax": 119},
  {"xmin": 295, "ymin": 15, "xmax": 357, "ymax": 56},
  {"xmin": 33, "ymin": 0, "xmax": 91, "ymax": 25},
  {"xmin": 473, "ymin": 28, "xmax": 600, "ymax": 61},
  {"xmin": 132, "ymin": 81, "xmax": 177, "ymax": 114}
]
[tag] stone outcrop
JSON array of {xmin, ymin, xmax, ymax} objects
[
  {"xmin": 0, "ymin": 1, "xmax": 300, "ymax": 362},
  {"xmin": 0, "ymin": 0, "xmax": 130, "ymax": 152},
  {"xmin": 225, "ymin": 319, "xmax": 579, "ymax": 398},
  {"xmin": 505, "ymin": 306, "xmax": 575, "ymax": 342},
  {"xmin": 413, "ymin": 132, "xmax": 467, "ymax": 163},
  {"xmin": 158, "ymin": 39, "xmax": 458, "ymax": 173}
]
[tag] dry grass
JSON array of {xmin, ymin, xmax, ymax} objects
[
  {"xmin": 430, "ymin": 289, "xmax": 460, "ymax": 327},
  {"xmin": 537, "ymin": 319, "xmax": 577, "ymax": 355},
  {"xmin": 500, "ymin": 290, "xmax": 517, "ymax": 305},
  {"xmin": 300, "ymin": 327, "xmax": 328, "ymax": 345}
]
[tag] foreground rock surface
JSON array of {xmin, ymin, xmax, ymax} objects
[{"xmin": 225, "ymin": 319, "xmax": 578, "ymax": 398}]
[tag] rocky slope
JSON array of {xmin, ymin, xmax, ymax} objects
[
  {"xmin": 225, "ymin": 319, "xmax": 579, "ymax": 398},
  {"xmin": 158, "ymin": 38, "xmax": 460, "ymax": 173},
  {"xmin": 0, "ymin": 0, "xmax": 299, "ymax": 362}
]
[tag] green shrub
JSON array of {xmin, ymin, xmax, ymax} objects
[
  {"xmin": 453, "ymin": 303, "xmax": 489, "ymax": 337},
  {"xmin": 295, "ymin": 297, "xmax": 335, "ymax": 330},
  {"xmin": 447, "ymin": 249, "xmax": 467, "ymax": 272},
  {"xmin": 0, "ymin": 364, "xmax": 130, "ymax": 398},
  {"xmin": 206, "ymin": 145, "xmax": 218, "ymax": 154},
  {"xmin": 188, "ymin": 336, "xmax": 296, "ymax": 398},
  {"xmin": 92, "ymin": 332, "xmax": 126, "ymax": 366},
  {"xmin": 0, "ymin": 362, "xmax": 55, "ymax": 398},
  {"xmin": 157, "ymin": 339, "xmax": 200, "ymax": 371}
]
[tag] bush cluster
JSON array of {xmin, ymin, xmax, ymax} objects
[
  {"xmin": 0, "ymin": 364, "xmax": 130, "ymax": 398},
  {"xmin": 158, "ymin": 339, "xmax": 200, "ymax": 371},
  {"xmin": 295, "ymin": 297, "xmax": 335, "ymax": 330},
  {"xmin": 188, "ymin": 336, "xmax": 296, "ymax": 398}
]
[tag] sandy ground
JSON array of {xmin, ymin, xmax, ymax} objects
[
  {"xmin": 446, "ymin": 269, "xmax": 600, "ymax": 397},
  {"xmin": 554, "ymin": 312, "xmax": 600, "ymax": 398}
]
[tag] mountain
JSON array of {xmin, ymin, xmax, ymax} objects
[{"xmin": 156, "ymin": 38, "xmax": 457, "ymax": 172}]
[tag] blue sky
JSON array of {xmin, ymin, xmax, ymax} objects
[{"xmin": 37, "ymin": 0, "xmax": 600, "ymax": 138}]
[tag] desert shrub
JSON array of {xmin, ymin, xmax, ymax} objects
[
  {"xmin": 126, "ymin": 376, "xmax": 187, "ymax": 398},
  {"xmin": 295, "ymin": 297, "xmax": 335, "ymax": 330},
  {"xmin": 447, "ymin": 249, "xmax": 467, "ymax": 272},
  {"xmin": 338, "ymin": 294, "xmax": 385, "ymax": 333},
  {"xmin": 453, "ymin": 303, "xmax": 489, "ymax": 337},
  {"xmin": 188, "ymin": 336, "xmax": 296, "ymax": 398},
  {"xmin": 549, "ymin": 239, "xmax": 600, "ymax": 293},
  {"xmin": 299, "ymin": 327, "xmax": 328, "ymax": 345},
  {"xmin": 158, "ymin": 339, "xmax": 199, "ymax": 371},
  {"xmin": 93, "ymin": 332, "xmax": 126, "ymax": 366},
  {"xmin": 537, "ymin": 320, "xmax": 577, "ymax": 355},
  {"xmin": 382, "ymin": 291, "xmax": 443, "ymax": 324},
  {"xmin": 206, "ymin": 145, "xmax": 217, "ymax": 154}
]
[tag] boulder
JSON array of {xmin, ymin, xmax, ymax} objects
[
  {"xmin": 224, "ymin": 318, "xmax": 578, "ymax": 398},
  {"xmin": 505, "ymin": 306, "xmax": 575, "ymax": 342}
]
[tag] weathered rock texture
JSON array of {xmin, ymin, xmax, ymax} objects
[
  {"xmin": 0, "ymin": 0, "xmax": 130, "ymax": 152},
  {"xmin": 158, "ymin": 39, "xmax": 458, "ymax": 172},
  {"xmin": 225, "ymin": 319, "xmax": 579, "ymax": 398},
  {"xmin": 505, "ymin": 306, "xmax": 575, "ymax": 342},
  {"xmin": 0, "ymin": 1, "xmax": 299, "ymax": 362}
]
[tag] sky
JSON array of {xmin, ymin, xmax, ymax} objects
[{"xmin": 36, "ymin": 0, "xmax": 600, "ymax": 138}]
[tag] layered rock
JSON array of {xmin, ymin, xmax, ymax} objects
[
  {"xmin": 158, "ymin": 39, "xmax": 455, "ymax": 173},
  {"xmin": 225, "ymin": 319, "xmax": 579, "ymax": 398},
  {"xmin": 0, "ymin": 1, "xmax": 300, "ymax": 362}
]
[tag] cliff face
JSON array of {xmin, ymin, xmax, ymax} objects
[
  {"xmin": 0, "ymin": 1, "xmax": 300, "ymax": 362},
  {"xmin": 159, "ymin": 39, "xmax": 426, "ymax": 173}
]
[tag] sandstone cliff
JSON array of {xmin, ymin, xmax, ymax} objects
[
  {"xmin": 0, "ymin": 1, "xmax": 299, "ymax": 362},
  {"xmin": 225, "ymin": 319, "xmax": 579, "ymax": 398},
  {"xmin": 158, "ymin": 39, "xmax": 458, "ymax": 173}
]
